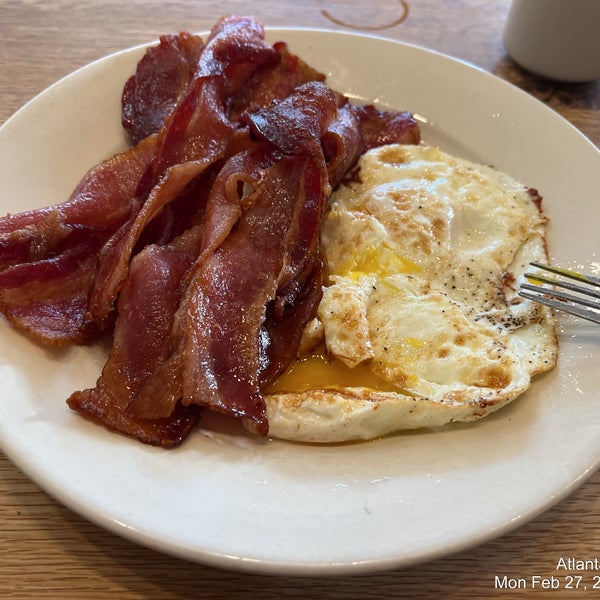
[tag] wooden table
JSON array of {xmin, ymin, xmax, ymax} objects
[{"xmin": 0, "ymin": 1, "xmax": 598, "ymax": 597}]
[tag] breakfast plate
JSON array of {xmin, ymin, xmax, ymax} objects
[{"xmin": 0, "ymin": 27, "xmax": 599, "ymax": 576}]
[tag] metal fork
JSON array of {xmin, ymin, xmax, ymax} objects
[{"xmin": 519, "ymin": 262, "xmax": 600, "ymax": 325}]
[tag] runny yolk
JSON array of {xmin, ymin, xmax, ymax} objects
[
  {"xmin": 332, "ymin": 243, "xmax": 421, "ymax": 280},
  {"xmin": 265, "ymin": 350, "xmax": 400, "ymax": 394}
]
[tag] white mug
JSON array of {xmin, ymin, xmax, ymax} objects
[{"xmin": 503, "ymin": 0, "xmax": 600, "ymax": 82}]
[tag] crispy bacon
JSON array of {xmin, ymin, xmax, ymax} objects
[
  {"xmin": 130, "ymin": 154, "xmax": 325, "ymax": 433},
  {"xmin": 0, "ymin": 234, "xmax": 104, "ymax": 343},
  {"xmin": 129, "ymin": 82, "xmax": 338, "ymax": 434},
  {"xmin": 83, "ymin": 149, "xmax": 255, "ymax": 427},
  {"xmin": 351, "ymin": 104, "xmax": 421, "ymax": 149},
  {"xmin": 241, "ymin": 81, "xmax": 337, "ymax": 287},
  {"xmin": 228, "ymin": 41, "xmax": 326, "ymax": 120},
  {"xmin": 183, "ymin": 157, "xmax": 314, "ymax": 431},
  {"xmin": 259, "ymin": 260, "xmax": 326, "ymax": 387},
  {"xmin": 0, "ymin": 17, "xmax": 282, "ymax": 344},
  {"xmin": 122, "ymin": 32, "xmax": 205, "ymax": 145},
  {"xmin": 0, "ymin": 134, "xmax": 157, "ymax": 269},
  {"xmin": 89, "ymin": 17, "xmax": 281, "ymax": 328},
  {"xmin": 0, "ymin": 135, "xmax": 158, "ymax": 344},
  {"xmin": 321, "ymin": 104, "xmax": 363, "ymax": 194},
  {"xmin": 0, "ymin": 17, "xmax": 422, "ymax": 445},
  {"xmin": 67, "ymin": 226, "xmax": 204, "ymax": 446}
]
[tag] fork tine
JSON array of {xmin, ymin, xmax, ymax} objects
[
  {"xmin": 519, "ymin": 262, "xmax": 600, "ymax": 325},
  {"xmin": 522, "ymin": 274, "xmax": 600, "ymax": 301},
  {"xmin": 521, "ymin": 282, "xmax": 600, "ymax": 311},
  {"xmin": 528, "ymin": 262, "xmax": 600, "ymax": 287},
  {"xmin": 518, "ymin": 289, "xmax": 600, "ymax": 325}
]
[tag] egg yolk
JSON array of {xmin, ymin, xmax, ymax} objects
[
  {"xmin": 265, "ymin": 350, "xmax": 399, "ymax": 394},
  {"xmin": 265, "ymin": 244, "xmax": 419, "ymax": 396},
  {"xmin": 332, "ymin": 243, "xmax": 420, "ymax": 279}
]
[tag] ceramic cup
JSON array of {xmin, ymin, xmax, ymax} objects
[{"xmin": 503, "ymin": 0, "xmax": 600, "ymax": 83}]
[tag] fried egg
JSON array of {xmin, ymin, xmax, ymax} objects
[{"xmin": 262, "ymin": 144, "xmax": 558, "ymax": 443}]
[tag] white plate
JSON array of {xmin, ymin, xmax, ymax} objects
[{"xmin": 0, "ymin": 28, "xmax": 599, "ymax": 576}]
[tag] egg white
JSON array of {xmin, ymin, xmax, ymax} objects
[{"xmin": 262, "ymin": 144, "xmax": 558, "ymax": 443}]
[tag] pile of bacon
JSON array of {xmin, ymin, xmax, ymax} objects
[{"xmin": 0, "ymin": 16, "xmax": 420, "ymax": 446}]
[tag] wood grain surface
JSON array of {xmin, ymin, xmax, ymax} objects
[{"xmin": 0, "ymin": 1, "xmax": 598, "ymax": 598}]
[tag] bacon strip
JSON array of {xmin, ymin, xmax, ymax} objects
[
  {"xmin": 0, "ymin": 236, "xmax": 104, "ymax": 343},
  {"xmin": 130, "ymin": 154, "xmax": 326, "ymax": 432},
  {"xmin": 129, "ymin": 82, "xmax": 338, "ymax": 434},
  {"xmin": 183, "ymin": 157, "xmax": 311, "ymax": 430},
  {"xmin": 228, "ymin": 41, "xmax": 326, "ymax": 120},
  {"xmin": 88, "ymin": 17, "xmax": 280, "ymax": 327},
  {"xmin": 0, "ymin": 134, "xmax": 157, "ymax": 266},
  {"xmin": 81, "ymin": 148, "xmax": 254, "ymax": 426},
  {"xmin": 0, "ymin": 135, "xmax": 158, "ymax": 343},
  {"xmin": 122, "ymin": 32, "xmax": 205, "ymax": 145},
  {"xmin": 67, "ymin": 226, "xmax": 203, "ymax": 446},
  {"xmin": 352, "ymin": 104, "xmax": 421, "ymax": 150}
]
